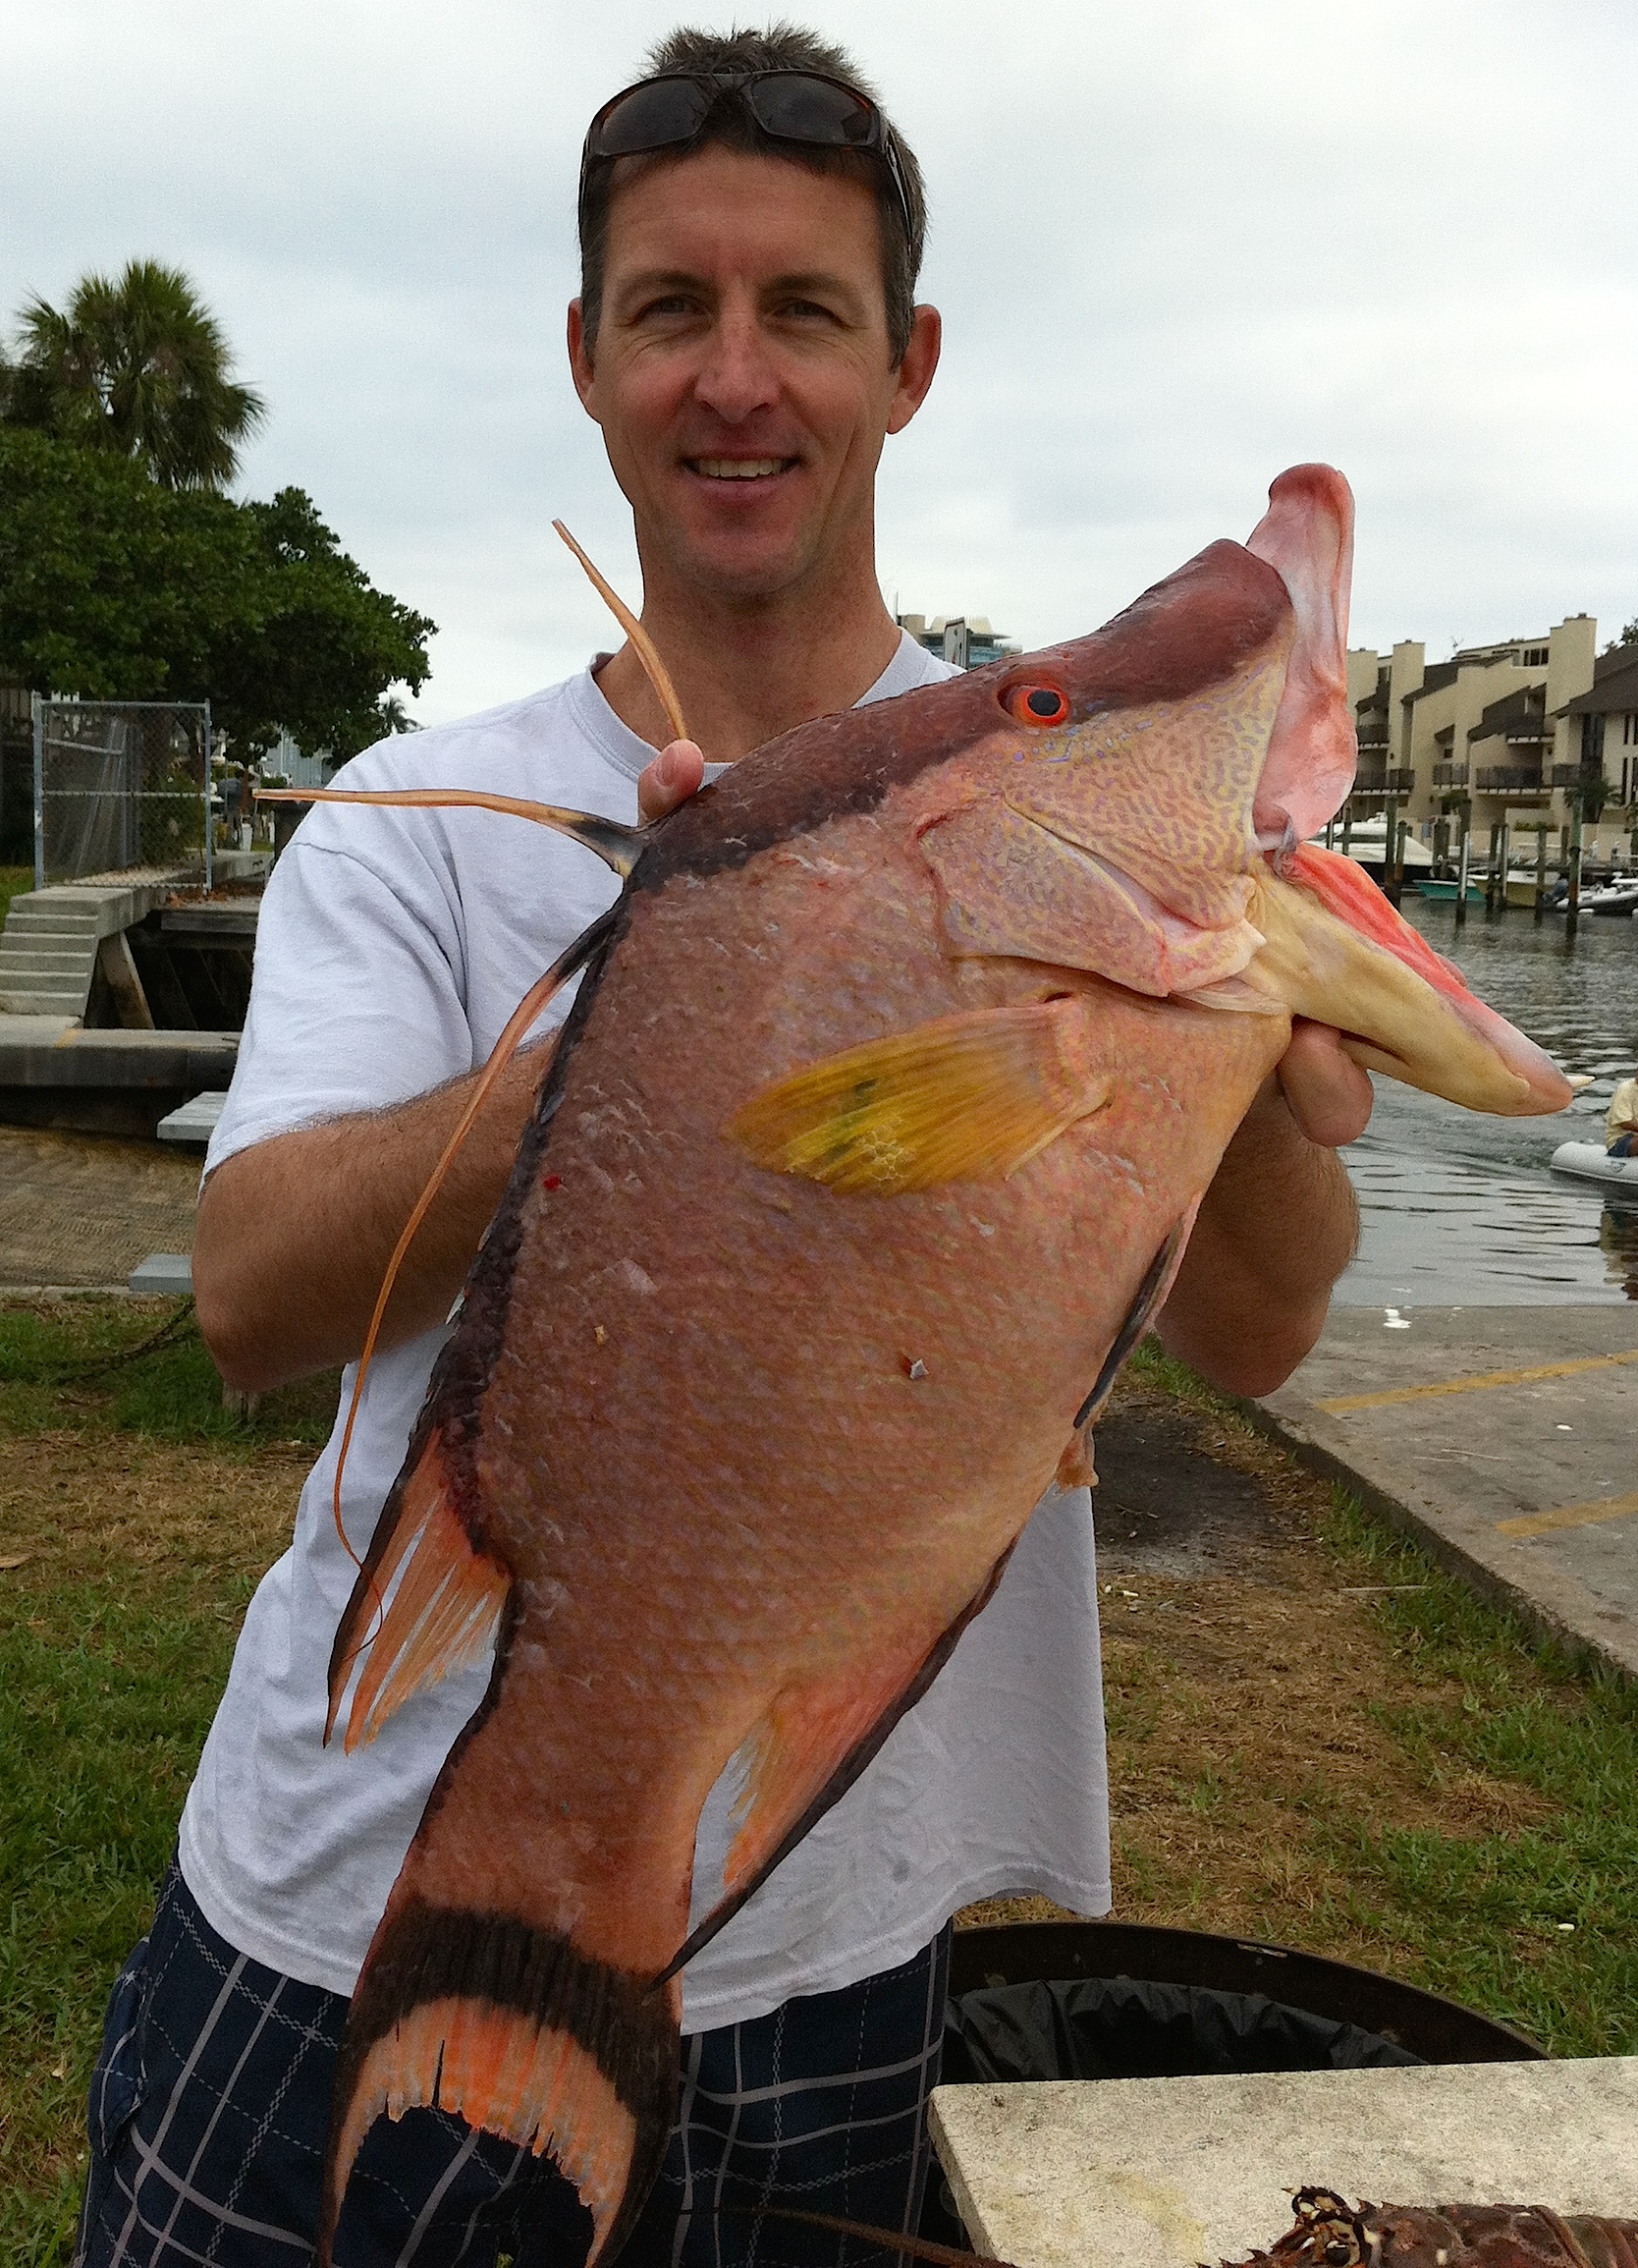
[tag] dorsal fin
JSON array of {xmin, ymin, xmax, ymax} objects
[{"xmin": 254, "ymin": 786, "xmax": 645, "ymax": 878}]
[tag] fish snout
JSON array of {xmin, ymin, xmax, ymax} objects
[{"xmin": 1246, "ymin": 851, "xmax": 1572, "ymax": 1117}]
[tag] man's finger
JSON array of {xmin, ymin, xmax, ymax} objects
[
  {"xmin": 1277, "ymin": 1018, "xmax": 1374, "ymax": 1148},
  {"xmin": 637, "ymin": 739, "xmax": 706, "ymax": 824}
]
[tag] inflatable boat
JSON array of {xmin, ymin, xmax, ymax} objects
[{"xmin": 1551, "ymin": 1140, "xmax": 1638, "ymax": 1189}]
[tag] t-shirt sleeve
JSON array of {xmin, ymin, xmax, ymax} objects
[{"xmin": 205, "ymin": 832, "xmax": 473, "ymax": 1177}]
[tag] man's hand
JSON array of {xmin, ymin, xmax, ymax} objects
[
  {"xmin": 196, "ymin": 741, "xmax": 711, "ymax": 1395},
  {"xmin": 1155, "ymin": 1020, "xmax": 1368, "ymax": 1399}
]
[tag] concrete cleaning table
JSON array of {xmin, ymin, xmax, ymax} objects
[{"xmin": 930, "ymin": 2059, "xmax": 1638, "ymax": 2268}]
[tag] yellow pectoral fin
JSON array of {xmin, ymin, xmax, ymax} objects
[{"xmin": 725, "ymin": 998, "xmax": 1112, "ymax": 1196}]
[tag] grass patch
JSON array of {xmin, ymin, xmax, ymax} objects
[
  {"xmin": 0, "ymin": 1296, "xmax": 336, "ymax": 2260},
  {"xmin": 0, "ymin": 1296, "xmax": 337, "ymax": 1449},
  {"xmin": 0, "ymin": 862, "xmax": 33, "ymax": 933},
  {"xmin": 978, "ymin": 1349, "xmax": 1638, "ymax": 2062}
]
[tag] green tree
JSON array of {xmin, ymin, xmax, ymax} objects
[
  {"xmin": 0, "ymin": 429, "xmax": 433, "ymax": 755},
  {"xmin": 1, "ymin": 259, "xmax": 264, "ymax": 490}
]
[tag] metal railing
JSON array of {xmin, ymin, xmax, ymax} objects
[
  {"xmin": 1473, "ymin": 765, "xmax": 1546, "ymax": 794},
  {"xmin": 1351, "ymin": 765, "xmax": 1416, "ymax": 796},
  {"xmin": 31, "ymin": 697, "xmax": 212, "ymax": 890},
  {"xmin": 1431, "ymin": 763, "xmax": 1470, "ymax": 788}
]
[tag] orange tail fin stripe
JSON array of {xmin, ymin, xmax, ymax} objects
[{"xmin": 320, "ymin": 1904, "xmax": 680, "ymax": 2268}]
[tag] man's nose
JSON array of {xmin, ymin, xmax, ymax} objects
[{"xmin": 693, "ymin": 311, "xmax": 780, "ymax": 422}]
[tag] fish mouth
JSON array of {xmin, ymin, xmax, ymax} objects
[
  {"xmin": 1244, "ymin": 852, "xmax": 1572, "ymax": 1117},
  {"xmin": 683, "ymin": 455, "xmax": 801, "ymax": 483}
]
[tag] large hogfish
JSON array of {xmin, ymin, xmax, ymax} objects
[{"xmin": 310, "ymin": 468, "xmax": 1569, "ymax": 2256}]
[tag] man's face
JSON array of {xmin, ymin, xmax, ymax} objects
[{"xmin": 570, "ymin": 143, "xmax": 937, "ymax": 604}]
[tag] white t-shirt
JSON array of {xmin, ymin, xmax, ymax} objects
[{"xmin": 178, "ymin": 633, "xmax": 1112, "ymax": 2030}]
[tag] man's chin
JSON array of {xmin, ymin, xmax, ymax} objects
[{"xmin": 671, "ymin": 535, "xmax": 819, "ymax": 607}]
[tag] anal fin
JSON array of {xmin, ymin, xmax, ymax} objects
[
  {"xmin": 664, "ymin": 1545, "xmax": 1015, "ymax": 1982},
  {"xmin": 327, "ymin": 1432, "xmax": 511, "ymax": 1752},
  {"xmin": 725, "ymin": 998, "xmax": 1111, "ymax": 1197}
]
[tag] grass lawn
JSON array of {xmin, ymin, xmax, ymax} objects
[
  {"xmin": 1, "ymin": 861, "xmax": 35, "ymax": 932},
  {"xmin": 3, "ymin": 1309, "xmax": 1637, "ymax": 2259}
]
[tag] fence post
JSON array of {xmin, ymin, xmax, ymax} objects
[
  {"xmin": 31, "ymin": 693, "xmax": 44, "ymax": 894},
  {"xmin": 202, "ymin": 702, "xmax": 213, "ymax": 892}
]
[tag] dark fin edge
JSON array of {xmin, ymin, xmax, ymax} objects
[
  {"xmin": 319, "ymin": 1895, "xmax": 678, "ymax": 2267},
  {"xmin": 1072, "ymin": 1218, "xmax": 1189, "ymax": 1434},
  {"xmin": 359, "ymin": 902, "xmax": 627, "ymax": 1595},
  {"xmin": 660, "ymin": 1542, "xmax": 1017, "ymax": 1985}
]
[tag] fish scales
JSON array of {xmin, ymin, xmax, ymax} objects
[{"xmin": 316, "ymin": 469, "xmax": 1573, "ymax": 2260}]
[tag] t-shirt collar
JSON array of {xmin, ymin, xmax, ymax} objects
[{"xmin": 569, "ymin": 630, "xmax": 947, "ymax": 786}]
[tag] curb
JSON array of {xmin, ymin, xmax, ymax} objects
[{"xmin": 1239, "ymin": 1390, "xmax": 1638, "ymax": 1686}]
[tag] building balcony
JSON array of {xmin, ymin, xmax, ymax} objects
[
  {"xmin": 1431, "ymin": 763, "xmax": 1469, "ymax": 788},
  {"xmin": 1351, "ymin": 765, "xmax": 1416, "ymax": 797},
  {"xmin": 1551, "ymin": 763, "xmax": 1595, "ymax": 790},
  {"xmin": 1473, "ymin": 765, "xmax": 1547, "ymax": 795}
]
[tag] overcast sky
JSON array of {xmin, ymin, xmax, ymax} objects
[{"xmin": 5, "ymin": 0, "xmax": 1635, "ymax": 725}]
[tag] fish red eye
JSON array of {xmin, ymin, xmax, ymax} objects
[{"xmin": 1004, "ymin": 683, "xmax": 1069, "ymax": 726}]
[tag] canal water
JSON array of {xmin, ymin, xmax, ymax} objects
[{"xmin": 1337, "ymin": 896, "xmax": 1638, "ymax": 1306}]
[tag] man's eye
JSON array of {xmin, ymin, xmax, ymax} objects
[
  {"xmin": 779, "ymin": 299, "xmax": 841, "ymax": 324},
  {"xmin": 634, "ymin": 296, "xmax": 698, "ymax": 322}
]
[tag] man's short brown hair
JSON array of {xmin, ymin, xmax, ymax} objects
[{"xmin": 578, "ymin": 23, "xmax": 928, "ymax": 365}]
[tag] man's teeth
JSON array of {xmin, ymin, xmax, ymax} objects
[{"xmin": 693, "ymin": 457, "xmax": 787, "ymax": 479}]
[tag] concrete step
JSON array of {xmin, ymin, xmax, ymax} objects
[
  {"xmin": 0, "ymin": 991, "xmax": 88, "ymax": 1016},
  {"xmin": 0, "ymin": 962, "xmax": 96, "ymax": 988},
  {"xmin": 0, "ymin": 966, "xmax": 93, "ymax": 995},
  {"xmin": 5, "ymin": 913, "xmax": 102, "ymax": 936}
]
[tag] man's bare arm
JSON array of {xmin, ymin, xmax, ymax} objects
[
  {"xmin": 1156, "ymin": 1021, "xmax": 1368, "ymax": 1398},
  {"xmin": 195, "ymin": 741, "xmax": 705, "ymax": 1397}
]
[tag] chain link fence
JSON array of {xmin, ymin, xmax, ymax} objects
[{"xmin": 32, "ymin": 698, "xmax": 212, "ymax": 889}]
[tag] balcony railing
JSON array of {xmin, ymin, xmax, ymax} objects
[
  {"xmin": 1350, "ymin": 765, "xmax": 1416, "ymax": 797},
  {"xmin": 1431, "ymin": 763, "xmax": 1469, "ymax": 788},
  {"xmin": 1473, "ymin": 765, "xmax": 1546, "ymax": 794},
  {"xmin": 1551, "ymin": 763, "xmax": 1592, "ymax": 789}
]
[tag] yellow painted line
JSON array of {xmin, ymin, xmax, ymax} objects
[
  {"xmin": 1498, "ymin": 1492, "xmax": 1638, "ymax": 1540},
  {"xmin": 1316, "ymin": 1347, "xmax": 1638, "ymax": 1413}
]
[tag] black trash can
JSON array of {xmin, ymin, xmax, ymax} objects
[{"xmin": 921, "ymin": 1921, "xmax": 1541, "ymax": 2249}]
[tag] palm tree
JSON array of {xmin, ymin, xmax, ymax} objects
[{"xmin": 6, "ymin": 259, "xmax": 264, "ymax": 489}]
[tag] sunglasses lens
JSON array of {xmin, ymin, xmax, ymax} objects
[
  {"xmin": 591, "ymin": 80, "xmax": 713, "ymax": 158},
  {"xmin": 745, "ymin": 74, "xmax": 876, "ymax": 147}
]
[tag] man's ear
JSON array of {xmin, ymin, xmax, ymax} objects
[
  {"xmin": 887, "ymin": 304, "xmax": 942, "ymax": 437},
  {"xmin": 568, "ymin": 299, "xmax": 599, "ymax": 415}
]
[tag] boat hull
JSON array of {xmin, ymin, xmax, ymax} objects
[{"xmin": 1551, "ymin": 1140, "xmax": 1638, "ymax": 1189}]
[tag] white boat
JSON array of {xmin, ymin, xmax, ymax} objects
[
  {"xmin": 1581, "ymin": 879, "xmax": 1638, "ymax": 916},
  {"xmin": 1308, "ymin": 824, "xmax": 1433, "ymax": 873},
  {"xmin": 1551, "ymin": 1140, "xmax": 1638, "ymax": 1189}
]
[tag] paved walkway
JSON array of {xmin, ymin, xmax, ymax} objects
[
  {"xmin": 0, "ymin": 1126, "xmax": 198, "ymax": 1289},
  {"xmin": 1255, "ymin": 1304, "xmax": 1638, "ymax": 1678}
]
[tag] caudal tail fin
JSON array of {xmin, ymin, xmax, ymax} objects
[{"xmin": 320, "ymin": 1897, "xmax": 679, "ymax": 2265}]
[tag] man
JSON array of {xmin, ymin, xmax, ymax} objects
[
  {"xmin": 77, "ymin": 26, "xmax": 1367, "ymax": 2265},
  {"xmin": 1607, "ymin": 1071, "xmax": 1638, "ymax": 1157}
]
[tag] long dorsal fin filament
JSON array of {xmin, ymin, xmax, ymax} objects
[
  {"xmin": 552, "ymin": 520, "xmax": 690, "ymax": 747},
  {"xmin": 253, "ymin": 786, "xmax": 644, "ymax": 879}
]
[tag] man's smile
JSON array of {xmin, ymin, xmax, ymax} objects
[{"xmin": 684, "ymin": 455, "xmax": 801, "ymax": 481}]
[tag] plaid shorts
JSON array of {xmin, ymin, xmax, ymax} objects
[{"xmin": 76, "ymin": 1860, "xmax": 951, "ymax": 2268}]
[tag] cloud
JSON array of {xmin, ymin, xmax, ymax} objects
[{"xmin": 4, "ymin": 0, "xmax": 1635, "ymax": 724}]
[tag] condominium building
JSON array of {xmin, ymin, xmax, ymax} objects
[
  {"xmin": 1343, "ymin": 617, "xmax": 1635, "ymax": 854},
  {"xmin": 897, "ymin": 613, "xmax": 1019, "ymax": 669}
]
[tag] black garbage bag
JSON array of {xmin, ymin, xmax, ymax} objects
[{"xmin": 942, "ymin": 1975, "xmax": 1424, "ymax": 2084}]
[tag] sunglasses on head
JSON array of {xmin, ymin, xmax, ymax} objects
[{"xmin": 579, "ymin": 70, "xmax": 914, "ymax": 244}]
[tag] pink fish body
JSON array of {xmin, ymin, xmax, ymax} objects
[{"xmin": 317, "ymin": 469, "xmax": 1569, "ymax": 2257}]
